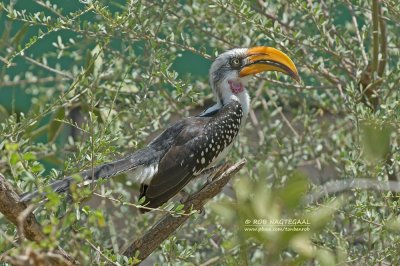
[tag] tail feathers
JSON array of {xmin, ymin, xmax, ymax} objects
[
  {"xmin": 19, "ymin": 176, "xmax": 75, "ymax": 203},
  {"xmin": 19, "ymin": 152, "xmax": 148, "ymax": 203}
]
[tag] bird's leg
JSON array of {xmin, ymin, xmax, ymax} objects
[
  {"xmin": 199, "ymin": 165, "xmax": 223, "ymax": 184},
  {"xmin": 200, "ymin": 165, "xmax": 219, "ymax": 176}
]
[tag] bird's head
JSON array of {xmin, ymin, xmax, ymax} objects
[{"xmin": 209, "ymin": 46, "xmax": 300, "ymax": 104}]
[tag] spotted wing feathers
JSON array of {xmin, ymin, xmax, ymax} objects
[{"xmin": 140, "ymin": 101, "xmax": 243, "ymax": 211}]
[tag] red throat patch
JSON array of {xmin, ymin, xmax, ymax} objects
[{"xmin": 228, "ymin": 81, "xmax": 244, "ymax": 95}]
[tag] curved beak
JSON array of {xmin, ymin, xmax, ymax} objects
[{"xmin": 239, "ymin": 46, "xmax": 300, "ymax": 82}]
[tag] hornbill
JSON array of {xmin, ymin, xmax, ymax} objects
[{"xmin": 20, "ymin": 47, "xmax": 299, "ymax": 212}]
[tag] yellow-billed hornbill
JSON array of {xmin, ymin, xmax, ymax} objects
[{"xmin": 20, "ymin": 47, "xmax": 299, "ymax": 211}]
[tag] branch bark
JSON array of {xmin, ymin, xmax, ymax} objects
[
  {"xmin": 372, "ymin": 0, "xmax": 380, "ymax": 73},
  {"xmin": 304, "ymin": 177, "xmax": 400, "ymax": 204},
  {"xmin": 377, "ymin": 1, "xmax": 387, "ymax": 77},
  {"xmin": 118, "ymin": 159, "xmax": 246, "ymax": 265},
  {"xmin": 0, "ymin": 173, "xmax": 74, "ymax": 266}
]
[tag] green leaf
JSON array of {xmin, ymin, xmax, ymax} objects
[
  {"xmin": 307, "ymin": 197, "xmax": 344, "ymax": 231},
  {"xmin": 316, "ymin": 249, "xmax": 336, "ymax": 266},
  {"xmin": 0, "ymin": 105, "xmax": 9, "ymax": 122},
  {"xmin": 385, "ymin": 218, "xmax": 400, "ymax": 232},
  {"xmin": 362, "ymin": 122, "xmax": 392, "ymax": 162},
  {"xmin": 10, "ymin": 23, "xmax": 30, "ymax": 45},
  {"xmin": 23, "ymin": 124, "xmax": 47, "ymax": 141},
  {"xmin": 85, "ymin": 49, "xmax": 94, "ymax": 77},
  {"xmin": 95, "ymin": 210, "xmax": 106, "ymax": 227},
  {"xmin": 175, "ymin": 204, "xmax": 184, "ymax": 211},
  {"xmin": 42, "ymin": 155, "xmax": 63, "ymax": 165},
  {"xmin": 10, "ymin": 153, "xmax": 19, "ymax": 165},
  {"xmin": 5, "ymin": 143, "xmax": 18, "ymax": 151},
  {"xmin": 137, "ymin": 196, "xmax": 146, "ymax": 205},
  {"xmin": 82, "ymin": 205, "xmax": 90, "ymax": 215},
  {"xmin": 64, "ymin": 213, "xmax": 77, "ymax": 226},
  {"xmin": 47, "ymin": 107, "xmax": 66, "ymax": 142},
  {"xmin": 46, "ymin": 191, "xmax": 61, "ymax": 206},
  {"xmin": 23, "ymin": 152, "xmax": 36, "ymax": 161},
  {"xmin": 31, "ymin": 163, "xmax": 44, "ymax": 173},
  {"xmin": 278, "ymin": 171, "xmax": 309, "ymax": 210}
]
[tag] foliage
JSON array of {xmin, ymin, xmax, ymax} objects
[{"xmin": 1, "ymin": 0, "xmax": 400, "ymax": 265}]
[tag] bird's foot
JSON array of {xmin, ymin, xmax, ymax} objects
[
  {"xmin": 200, "ymin": 166, "xmax": 219, "ymax": 176},
  {"xmin": 200, "ymin": 165, "xmax": 223, "ymax": 184}
]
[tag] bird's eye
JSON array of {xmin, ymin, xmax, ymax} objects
[{"xmin": 230, "ymin": 58, "xmax": 241, "ymax": 67}]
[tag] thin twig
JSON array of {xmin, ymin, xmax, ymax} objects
[
  {"xmin": 33, "ymin": 0, "xmax": 67, "ymax": 20},
  {"xmin": 0, "ymin": 228, "xmax": 18, "ymax": 247},
  {"xmin": 315, "ymin": 202, "xmax": 383, "ymax": 227},
  {"xmin": 86, "ymin": 239, "xmax": 117, "ymax": 265},
  {"xmin": 251, "ymin": 4, "xmax": 294, "ymax": 31},
  {"xmin": 305, "ymin": 178, "xmax": 400, "ymax": 204},
  {"xmin": 21, "ymin": 55, "xmax": 74, "ymax": 80},
  {"xmin": 92, "ymin": 192, "xmax": 195, "ymax": 216},
  {"xmin": 347, "ymin": 1, "xmax": 369, "ymax": 66},
  {"xmin": 0, "ymin": 76, "xmax": 61, "ymax": 88},
  {"xmin": 263, "ymin": 86, "xmax": 299, "ymax": 138},
  {"xmin": 0, "ymin": 55, "xmax": 15, "ymax": 66},
  {"xmin": 148, "ymin": 0, "xmax": 235, "ymax": 48},
  {"xmin": 256, "ymin": 75, "xmax": 341, "ymax": 90},
  {"xmin": 92, "ymin": 5, "xmax": 213, "ymax": 60},
  {"xmin": 249, "ymin": 109, "xmax": 264, "ymax": 143},
  {"xmin": 199, "ymin": 256, "xmax": 220, "ymax": 266},
  {"xmin": 249, "ymin": 80, "xmax": 266, "ymax": 143}
]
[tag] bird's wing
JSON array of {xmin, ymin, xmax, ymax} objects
[{"xmin": 142, "ymin": 117, "xmax": 212, "ymax": 205}]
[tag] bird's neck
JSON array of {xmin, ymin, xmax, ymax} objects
[
  {"xmin": 203, "ymin": 86, "xmax": 249, "ymax": 126},
  {"xmin": 220, "ymin": 80, "xmax": 250, "ymax": 123},
  {"xmin": 232, "ymin": 90, "xmax": 250, "ymax": 124}
]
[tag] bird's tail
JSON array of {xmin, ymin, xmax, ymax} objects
[{"xmin": 19, "ymin": 151, "xmax": 147, "ymax": 202}]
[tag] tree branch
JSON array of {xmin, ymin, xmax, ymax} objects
[
  {"xmin": 372, "ymin": 0, "xmax": 380, "ymax": 72},
  {"xmin": 21, "ymin": 55, "xmax": 74, "ymax": 80},
  {"xmin": 0, "ymin": 173, "xmax": 74, "ymax": 266},
  {"xmin": 377, "ymin": 1, "xmax": 387, "ymax": 77},
  {"xmin": 118, "ymin": 159, "xmax": 246, "ymax": 265},
  {"xmin": 347, "ymin": 0, "xmax": 369, "ymax": 66},
  {"xmin": 0, "ymin": 76, "xmax": 61, "ymax": 88},
  {"xmin": 305, "ymin": 177, "xmax": 400, "ymax": 204}
]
